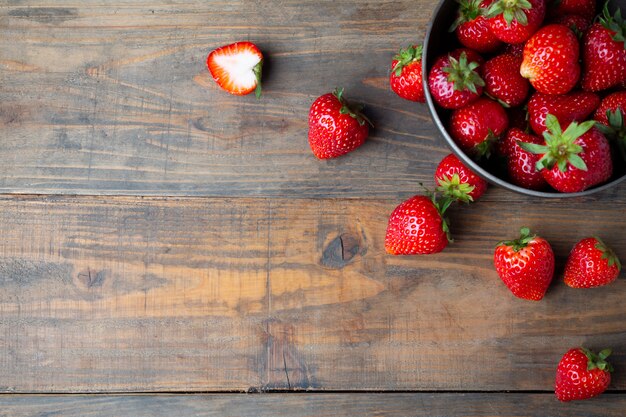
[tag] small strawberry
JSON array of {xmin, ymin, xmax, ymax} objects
[
  {"xmin": 581, "ymin": 4, "xmax": 626, "ymax": 92},
  {"xmin": 385, "ymin": 194, "xmax": 452, "ymax": 255},
  {"xmin": 594, "ymin": 91, "xmax": 626, "ymax": 126},
  {"xmin": 527, "ymin": 91, "xmax": 600, "ymax": 136},
  {"xmin": 308, "ymin": 88, "xmax": 372, "ymax": 159},
  {"xmin": 483, "ymin": 54, "xmax": 529, "ymax": 108},
  {"xmin": 564, "ymin": 237, "xmax": 621, "ymax": 288},
  {"xmin": 594, "ymin": 91, "xmax": 626, "ymax": 159},
  {"xmin": 390, "ymin": 45, "xmax": 425, "ymax": 102},
  {"xmin": 551, "ymin": 14, "xmax": 592, "ymax": 36},
  {"xmin": 449, "ymin": 98, "xmax": 509, "ymax": 157},
  {"xmin": 428, "ymin": 49, "xmax": 485, "ymax": 109},
  {"xmin": 520, "ymin": 24, "xmax": 580, "ymax": 95},
  {"xmin": 207, "ymin": 42, "xmax": 263, "ymax": 98},
  {"xmin": 548, "ymin": 0, "xmax": 595, "ymax": 21},
  {"xmin": 450, "ymin": 0, "xmax": 502, "ymax": 53},
  {"xmin": 486, "ymin": 0, "xmax": 546, "ymax": 44},
  {"xmin": 520, "ymin": 115, "xmax": 613, "ymax": 193},
  {"xmin": 435, "ymin": 153, "xmax": 488, "ymax": 202},
  {"xmin": 494, "ymin": 227, "xmax": 555, "ymax": 301},
  {"xmin": 506, "ymin": 128, "xmax": 548, "ymax": 190},
  {"xmin": 556, "ymin": 348, "xmax": 613, "ymax": 402}
]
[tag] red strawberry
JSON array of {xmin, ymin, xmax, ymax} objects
[
  {"xmin": 595, "ymin": 91, "xmax": 626, "ymax": 125},
  {"xmin": 556, "ymin": 348, "xmax": 613, "ymax": 402},
  {"xmin": 549, "ymin": 0, "xmax": 595, "ymax": 21},
  {"xmin": 428, "ymin": 49, "xmax": 485, "ymax": 109},
  {"xmin": 551, "ymin": 14, "xmax": 592, "ymax": 35},
  {"xmin": 207, "ymin": 42, "xmax": 263, "ymax": 98},
  {"xmin": 449, "ymin": 98, "xmax": 509, "ymax": 157},
  {"xmin": 308, "ymin": 88, "xmax": 372, "ymax": 159},
  {"xmin": 494, "ymin": 227, "xmax": 555, "ymax": 301},
  {"xmin": 390, "ymin": 45, "xmax": 425, "ymax": 102},
  {"xmin": 520, "ymin": 115, "xmax": 613, "ymax": 193},
  {"xmin": 483, "ymin": 54, "xmax": 529, "ymax": 107},
  {"xmin": 581, "ymin": 5, "xmax": 626, "ymax": 92},
  {"xmin": 450, "ymin": 0, "xmax": 502, "ymax": 53},
  {"xmin": 564, "ymin": 237, "xmax": 621, "ymax": 288},
  {"xmin": 527, "ymin": 91, "xmax": 600, "ymax": 136},
  {"xmin": 594, "ymin": 91, "xmax": 626, "ymax": 159},
  {"xmin": 506, "ymin": 129, "xmax": 548, "ymax": 190},
  {"xmin": 385, "ymin": 194, "xmax": 452, "ymax": 255},
  {"xmin": 435, "ymin": 153, "xmax": 488, "ymax": 202},
  {"xmin": 486, "ymin": 0, "xmax": 546, "ymax": 44},
  {"xmin": 520, "ymin": 24, "xmax": 580, "ymax": 95}
]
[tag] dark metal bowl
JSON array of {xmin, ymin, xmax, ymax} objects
[{"xmin": 423, "ymin": 0, "xmax": 626, "ymax": 197}]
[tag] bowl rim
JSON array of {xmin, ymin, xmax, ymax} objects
[{"xmin": 422, "ymin": 0, "xmax": 626, "ymax": 198}]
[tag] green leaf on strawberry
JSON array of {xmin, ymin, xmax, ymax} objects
[{"xmin": 442, "ymin": 52, "xmax": 485, "ymax": 94}]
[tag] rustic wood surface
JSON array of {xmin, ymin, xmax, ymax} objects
[{"xmin": 2, "ymin": 393, "xmax": 626, "ymax": 416}]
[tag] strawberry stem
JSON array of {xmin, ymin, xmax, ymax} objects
[
  {"xmin": 392, "ymin": 45, "xmax": 423, "ymax": 77},
  {"xmin": 442, "ymin": 52, "xmax": 485, "ymax": 94},
  {"xmin": 449, "ymin": 0, "xmax": 486, "ymax": 32},
  {"xmin": 486, "ymin": 0, "xmax": 533, "ymax": 27},
  {"xmin": 600, "ymin": 1, "xmax": 626, "ymax": 48},
  {"xmin": 253, "ymin": 60, "xmax": 263, "ymax": 99},
  {"xmin": 582, "ymin": 347, "xmax": 614, "ymax": 372},
  {"xmin": 436, "ymin": 173, "xmax": 476, "ymax": 203},
  {"xmin": 595, "ymin": 108, "xmax": 626, "ymax": 161},
  {"xmin": 334, "ymin": 88, "xmax": 374, "ymax": 127},
  {"xmin": 594, "ymin": 236, "xmax": 622, "ymax": 272},
  {"xmin": 496, "ymin": 227, "xmax": 535, "ymax": 251}
]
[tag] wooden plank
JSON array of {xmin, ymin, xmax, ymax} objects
[
  {"xmin": 0, "ymin": 0, "xmax": 444, "ymax": 197},
  {"xmin": 1, "ymin": 393, "xmax": 626, "ymax": 417},
  {"xmin": 0, "ymin": 192, "xmax": 625, "ymax": 392}
]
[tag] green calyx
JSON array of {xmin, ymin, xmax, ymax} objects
[
  {"xmin": 596, "ymin": 108, "xmax": 626, "ymax": 161},
  {"xmin": 496, "ymin": 227, "xmax": 535, "ymax": 251},
  {"xmin": 442, "ymin": 51, "xmax": 485, "ymax": 94},
  {"xmin": 436, "ymin": 173, "xmax": 476, "ymax": 204},
  {"xmin": 333, "ymin": 88, "xmax": 374, "ymax": 127},
  {"xmin": 253, "ymin": 60, "xmax": 263, "ymax": 99},
  {"xmin": 594, "ymin": 236, "xmax": 622, "ymax": 272},
  {"xmin": 421, "ymin": 183, "xmax": 455, "ymax": 243},
  {"xmin": 581, "ymin": 347, "xmax": 614, "ymax": 372},
  {"xmin": 518, "ymin": 114, "xmax": 594, "ymax": 173},
  {"xmin": 449, "ymin": 0, "xmax": 486, "ymax": 32},
  {"xmin": 392, "ymin": 45, "xmax": 423, "ymax": 77},
  {"xmin": 475, "ymin": 130, "xmax": 498, "ymax": 158},
  {"xmin": 486, "ymin": 0, "xmax": 532, "ymax": 27},
  {"xmin": 600, "ymin": 1, "xmax": 626, "ymax": 48}
]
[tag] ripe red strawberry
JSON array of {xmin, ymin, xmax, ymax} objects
[
  {"xmin": 594, "ymin": 91, "xmax": 626, "ymax": 159},
  {"xmin": 520, "ymin": 115, "xmax": 613, "ymax": 193},
  {"xmin": 527, "ymin": 91, "xmax": 600, "ymax": 136},
  {"xmin": 390, "ymin": 45, "xmax": 425, "ymax": 102},
  {"xmin": 435, "ymin": 153, "xmax": 488, "ymax": 202},
  {"xmin": 483, "ymin": 54, "xmax": 529, "ymax": 108},
  {"xmin": 595, "ymin": 91, "xmax": 626, "ymax": 125},
  {"xmin": 308, "ymin": 88, "xmax": 372, "ymax": 159},
  {"xmin": 564, "ymin": 237, "xmax": 621, "ymax": 288},
  {"xmin": 207, "ymin": 42, "xmax": 263, "ymax": 98},
  {"xmin": 450, "ymin": 0, "xmax": 502, "ymax": 53},
  {"xmin": 548, "ymin": 0, "xmax": 595, "ymax": 21},
  {"xmin": 520, "ymin": 24, "xmax": 580, "ymax": 95},
  {"xmin": 385, "ymin": 194, "xmax": 452, "ymax": 255},
  {"xmin": 428, "ymin": 49, "xmax": 485, "ymax": 109},
  {"xmin": 551, "ymin": 14, "xmax": 592, "ymax": 35},
  {"xmin": 505, "ymin": 129, "xmax": 548, "ymax": 190},
  {"xmin": 449, "ymin": 98, "xmax": 509, "ymax": 157},
  {"xmin": 556, "ymin": 348, "xmax": 613, "ymax": 402},
  {"xmin": 581, "ymin": 5, "xmax": 626, "ymax": 92},
  {"xmin": 494, "ymin": 227, "xmax": 555, "ymax": 301},
  {"xmin": 486, "ymin": 0, "xmax": 546, "ymax": 44}
]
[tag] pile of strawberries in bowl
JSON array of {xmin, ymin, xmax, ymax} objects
[{"xmin": 423, "ymin": 0, "xmax": 626, "ymax": 197}]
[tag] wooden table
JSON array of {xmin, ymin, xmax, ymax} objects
[{"xmin": 1, "ymin": 1, "xmax": 625, "ymax": 415}]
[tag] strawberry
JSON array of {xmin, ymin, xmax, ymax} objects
[
  {"xmin": 520, "ymin": 115, "xmax": 613, "ymax": 193},
  {"xmin": 385, "ymin": 194, "xmax": 452, "ymax": 255},
  {"xmin": 520, "ymin": 24, "xmax": 580, "ymax": 95},
  {"xmin": 483, "ymin": 54, "xmax": 529, "ymax": 108},
  {"xmin": 505, "ymin": 128, "xmax": 548, "ymax": 190},
  {"xmin": 435, "ymin": 153, "xmax": 488, "ymax": 202},
  {"xmin": 564, "ymin": 237, "xmax": 621, "ymax": 288},
  {"xmin": 308, "ymin": 88, "xmax": 372, "ymax": 159},
  {"xmin": 494, "ymin": 227, "xmax": 555, "ymax": 301},
  {"xmin": 581, "ymin": 4, "xmax": 626, "ymax": 92},
  {"xmin": 428, "ymin": 49, "xmax": 485, "ymax": 109},
  {"xmin": 527, "ymin": 91, "xmax": 600, "ymax": 136},
  {"xmin": 450, "ymin": 0, "xmax": 502, "ymax": 53},
  {"xmin": 548, "ymin": 0, "xmax": 595, "ymax": 21},
  {"xmin": 594, "ymin": 91, "xmax": 626, "ymax": 160},
  {"xmin": 555, "ymin": 348, "xmax": 613, "ymax": 402},
  {"xmin": 207, "ymin": 42, "xmax": 263, "ymax": 98},
  {"xmin": 551, "ymin": 14, "xmax": 592, "ymax": 36},
  {"xmin": 449, "ymin": 98, "xmax": 509, "ymax": 157},
  {"xmin": 390, "ymin": 45, "xmax": 425, "ymax": 102},
  {"xmin": 486, "ymin": 0, "xmax": 546, "ymax": 44},
  {"xmin": 504, "ymin": 42, "xmax": 525, "ymax": 58}
]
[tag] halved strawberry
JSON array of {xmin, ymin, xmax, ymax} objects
[{"xmin": 207, "ymin": 42, "xmax": 263, "ymax": 98}]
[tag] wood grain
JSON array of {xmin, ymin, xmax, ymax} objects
[
  {"xmin": 0, "ymin": 194, "xmax": 625, "ymax": 392},
  {"xmin": 2, "ymin": 393, "xmax": 626, "ymax": 417},
  {"xmin": 0, "ymin": 0, "xmax": 444, "ymax": 197}
]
